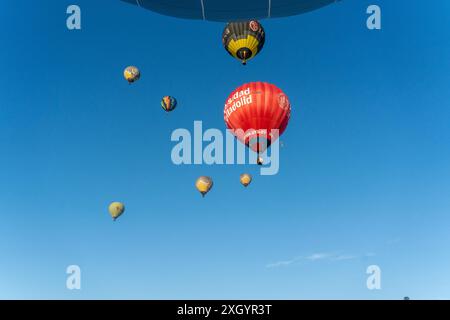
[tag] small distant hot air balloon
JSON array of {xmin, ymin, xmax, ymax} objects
[
  {"xmin": 108, "ymin": 202, "xmax": 125, "ymax": 221},
  {"xmin": 161, "ymin": 96, "xmax": 177, "ymax": 112},
  {"xmin": 240, "ymin": 174, "xmax": 252, "ymax": 187},
  {"xmin": 195, "ymin": 176, "xmax": 213, "ymax": 197},
  {"xmin": 224, "ymin": 82, "xmax": 291, "ymax": 164},
  {"xmin": 124, "ymin": 66, "xmax": 140, "ymax": 84},
  {"xmin": 222, "ymin": 20, "xmax": 265, "ymax": 65}
]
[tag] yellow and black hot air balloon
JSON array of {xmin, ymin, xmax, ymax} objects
[
  {"xmin": 222, "ymin": 20, "xmax": 265, "ymax": 65},
  {"xmin": 240, "ymin": 174, "xmax": 252, "ymax": 187},
  {"xmin": 124, "ymin": 66, "xmax": 140, "ymax": 84},
  {"xmin": 108, "ymin": 202, "xmax": 125, "ymax": 221},
  {"xmin": 195, "ymin": 176, "xmax": 213, "ymax": 197}
]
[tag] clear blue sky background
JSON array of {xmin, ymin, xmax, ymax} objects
[{"xmin": 0, "ymin": 0, "xmax": 449, "ymax": 299}]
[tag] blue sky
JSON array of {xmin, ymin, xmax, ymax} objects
[{"xmin": 1, "ymin": 0, "xmax": 450, "ymax": 299}]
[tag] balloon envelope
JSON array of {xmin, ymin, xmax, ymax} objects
[
  {"xmin": 124, "ymin": 66, "xmax": 140, "ymax": 83},
  {"xmin": 195, "ymin": 176, "xmax": 213, "ymax": 197},
  {"xmin": 161, "ymin": 96, "xmax": 177, "ymax": 112},
  {"xmin": 224, "ymin": 82, "xmax": 291, "ymax": 154},
  {"xmin": 108, "ymin": 202, "xmax": 125, "ymax": 220},
  {"xmin": 240, "ymin": 174, "xmax": 252, "ymax": 187},
  {"xmin": 121, "ymin": 0, "xmax": 337, "ymax": 22},
  {"xmin": 223, "ymin": 21, "xmax": 265, "ymax": 65}
]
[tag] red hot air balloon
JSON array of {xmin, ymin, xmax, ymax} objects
[{"xmin": 224, "ymin": 82, "xmax": 291, "ymax": 160}]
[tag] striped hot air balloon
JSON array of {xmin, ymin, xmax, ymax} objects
[
  {"xmin": 222, "ymin": 20, "xmax": 265, "ymax": 65},
  {"xmin": 161, "ymin": 96, "xmax": 177, "ymax": 112},
  {"xmin": 224, "ymin": 82, "xmax": 291, "ymax": 163}
]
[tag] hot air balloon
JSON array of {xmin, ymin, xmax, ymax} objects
[
  {"xmin": 108, "ymin": 202, "xmax": 125, "ymax": 221},
  {"xmin": 223, "ymin": 21, "xmax": 265, "ymax": 65},
  {"xmin": 240, "ymin": 174, "xmax": 252, "ymax": 187},
  {"xmin": 195, "ymin": 176, "xmax": 213, "ymax": 197},
  {"xmin": 124, "ymin": 66, "xmax": 140, "ymax": 84},
  {"xmin": 224, "ymin": 82, "xmax": 291, "ymax": 163},
  {"xmin": 121, "ymin": 0, "xmax": 337, "ymax": 22},
  {"xmin": 161, "ymin": 96, "xmax": 177, "ymax": 112}
]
